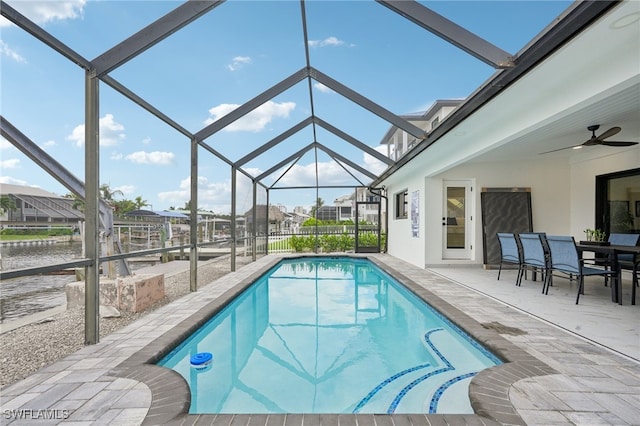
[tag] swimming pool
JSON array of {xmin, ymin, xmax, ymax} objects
[{"xmin": 159, "ymin": 257, "xmax": 501, "ymax": 414}]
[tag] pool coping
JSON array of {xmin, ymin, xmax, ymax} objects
[{"xmin": 109, "ymin": 254, "xmax": 558, "ymax": 425}]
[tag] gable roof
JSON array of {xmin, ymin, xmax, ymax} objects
[{"xmin": 0, "ymin": 183, "xmax": 65, "ymax": 198}]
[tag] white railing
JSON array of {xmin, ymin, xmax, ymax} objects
[{"xmin": 267, "ymin": 235, "xmax": 293, "ymax": 254}]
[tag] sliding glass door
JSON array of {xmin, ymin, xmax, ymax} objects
[{"xmin": 596, "ymin": 168, "xmax": 640, "ymax": 235}]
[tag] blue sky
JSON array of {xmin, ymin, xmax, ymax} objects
[{"xmin": 1, "ymin": 0, "xmax": 571, "ymax": 214}]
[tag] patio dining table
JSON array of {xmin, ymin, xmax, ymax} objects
[{"xmin": 576, "ymin": 242, "xmax": 640, "ymax": 305}]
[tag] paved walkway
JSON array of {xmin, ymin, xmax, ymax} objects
[
  {"xmin": 428, "ymin": 264, "xmax": 639, "ymax": 361},
  {"xmin": 1, "ymin": 254, "xmax": 638, "ymax": 425}
]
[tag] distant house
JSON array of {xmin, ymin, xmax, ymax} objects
[
  {"xmin": 379, "ymin": 100, "xmax": 462, "ymax": 160},
  {"xmin": 327, "ymin": 188, "xmax": 384, "ymax": 224},
  {"xmin": 122, "ymin": 209, "xmax": 190, "ymax": 239},
  {"xmin": 244, "ymin": 205, "xmax": 285, "ymax": 234},
  {"xmin": 334, "ymin": 194, "xmax": 354, "ymax": 221},
  {"xmin": 0, "ymin": 183, "xmax": 83, "ymax": 223},
  {"xmin": 315, "ymin": 206, "xmax": 339, "ymax": 221},
  {"xmin": 355, "ymin": 187, "xmax": 383, "ymax": 224}
]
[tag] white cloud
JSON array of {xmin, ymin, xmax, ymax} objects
[
  {"xmin": 204, "ymin": 100, "xmax": 296, "ymax": 132},
  {"xmin": 1, "ymin": 0, "xmax": 86, "ymax": 27},
  {"xmin": 113, "ymin": 185, "xmax": 135, "ymax": 195},
  {"xmin": 313, "ymin": 82, "xmax": 334, "ymax": 94},
  {"xmin": 276, "ymin": 161, "xmax": 361, "ymax": 187},
  {"xmin": 0, "ymin": 137, "xmax": 13, "ymax": 150},
  {"xmin": 0, "ymin": 40, "xmax": 27, "ymax": 63},
  {"xmin": 267, "ymin": 149, "xmax": 385, "ymax": 187},
  {"xmin": 363, "ymin": 145, "xmax": 390, "ymax": 176},
  {"xmin": 0, "ymin": 176, "xmax": 28, "ymax": 185},
  {"xmin": 0, "ymin": 158, "xmax": 20, "ymax": 169},
  {"xmin": 308, "ymin": 36, "xmax": 347, "ymax": 48},
  {"xmin": 227, "ymin": 55, "xmax": 252, "ymax": 71},
  {"xmin": 142, "ymin": 137, "xmax": 151, "ymax": 145},
  {"xmin": 157, "ymin": 174, "xmax": 258, "ymax": 214},
  {"xmin": 67, "ymin": 113, "xmax": 126, "ymax": 147},
  {"xmin": 110, "ymin": 152, "xmax": 123, "ymax": 160},
  {"xmin": 158, "ymin": 176, "xmax": 232, "ymax": 213},
  {"xmin": 125, "ymin": 151, "xmax": 175, "ymax": 165},
  {"xmin": 42, "ymin": 140, "xmax": 56, "ymax": 147},
  {"xmin": 242, "ymin": 167, "xmax": 263, "ymax": 178}
]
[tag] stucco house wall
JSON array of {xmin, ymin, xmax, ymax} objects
[
  {"xmin": 384, "ymin": 147, "xmax": 638, "ymax": 269},
  {"xmin": 385, "ymin": 166, "xmax": 427, "ymax": 267},
  {"xmin": 569, "ymin": 148, "xmax": 640, "ymax": 238},
  {"xmin": 380, "ymin": 2, "xmax": 639, "ymax": 269}
]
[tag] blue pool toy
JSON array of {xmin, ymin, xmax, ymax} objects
[{"xmin": 190, "ymin": 352, "xmax": 213, "ymax": 370}]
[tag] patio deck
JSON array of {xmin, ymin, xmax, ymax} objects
[{"xmin": 1, "ymin": 254, "xmax": 638, "ymax": 425}]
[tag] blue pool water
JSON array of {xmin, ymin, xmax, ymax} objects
[{"xmin": 159, "ymin": 257, "xmax": 501, "ymax": 414}]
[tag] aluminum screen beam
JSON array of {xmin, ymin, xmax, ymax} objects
[
  {"xmin": 256, "ymin": 143, "xmax": 316, "ymax": 182},
  {"xmin": 190, "ymin": 137, "xmax": 198, "ymax": 291},
  {"xmin": 252, "ymin": 181, "xmax": 257, "ymax": 261},
  {"xmin": 377, "ymin": 0, "xmax": 514, "ymax": 68},
  {"xmin": 2, "ymin": 115, "xmax": 125, "ymax": 278},
  {"xmin": 235, "ymin": 117, "xmax": 314, "ymax": 167},
  {"xmin": 310, "ymin": 68, "xmax": 427, "ymax": 139},
  {"xmin": 197, "ymin": 141, "xmax": 256, "ymax": 182},
  {"xmin": 84, "ymin": 72, "xmax": 100, "ymax": 345},
  {"xmin": 313, "ymin": 117, "xmax": 394, "ymax": 166},
  {"xmin": 270, "ymin": 185, "xmax": 362, "ymax": 190},
  {"xmin": 230, "ymin": 167, "xmax": 237, "ymax": 271},
  {"xmin": 101, "ymin": 76, "xmax": 193, "ymax": 139},
  {"xmin": 92, "ymin": 1, "xmax": 224, "ymax": 76},
  {"xmin": 269, "ymin": 156, "xmax": 302, "ymax": 189},
  {"xmin": 315, "ymin": 143, "xmax": 377, "ymax": 181},
  {"xmin": 322, "ymin": 151, "xmax": 368, "ymax": 188},
  {"xmin": 195, "ymin": 67, "xmax": 309, "ymax": 141},
  {"xmin": 0, "ymin": 1, "xmax": 91, "ymax": 70},
  {"xmin": 1, "ymin": 116, "xmax": 87, "ymax": 197},
  {"xmin": 372, "ymin": 1, "xmax": 618, "ymax": 186}
]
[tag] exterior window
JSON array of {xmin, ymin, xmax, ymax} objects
[
  {"xmin": 395, "ymin": 190, "xmax": 408, "ymax": 219},
  {"xmin": 431, "ymin": 116, "xmax": 439, "ymax": 130},
  {"xmin": 595, "ymin": 168, "xmax": 640, "ymax": 234}
]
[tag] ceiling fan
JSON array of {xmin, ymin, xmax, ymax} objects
[{"xmin": 539, "ymin": 125, "xmax": 639, "ymax": 154}]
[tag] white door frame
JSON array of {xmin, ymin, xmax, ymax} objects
[{"xmin": 442, "ymin": 179, "xmax": 474, "ymax": 260}]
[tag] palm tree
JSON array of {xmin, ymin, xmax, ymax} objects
[
  {"xmin": 63, "ymin": 193, "xmax": 85, "ymax": 211},
  {"xmin": 310, "ymin": 197, "xmax": 324, "ymax": 218},
  {"xmin": 134, "ymin": 196, "xmax": 149, "ymax": 210},
  {"xmin": 0, "ymin": 195, "xmax": 16, "ymax": 216},
  {"xmin": 99, "ymin": 184, "xmax": 124, "ymax": 203}
]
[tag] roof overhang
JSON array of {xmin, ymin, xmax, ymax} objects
[{"xmin": 373, "ymin": 0, "xmax": 636, "ymax": 185}]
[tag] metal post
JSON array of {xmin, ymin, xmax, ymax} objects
[
  {"xmin": 252, "ymin": 180, "xmax": 257, "ymax": 260},
  {"xmin": 84, "ymin": 70, "xmax": 100, "ymax": 345},
  {"xmin": 190, "ymin": 137, "xmax": 198, "ymax": 292},
  {"xmin": 265, "ymin": 190, "xmax": 270, "ymax": 253},
  {"xmin": 231, "ymin": 167, "xmax": 236, "ymax": 271}
]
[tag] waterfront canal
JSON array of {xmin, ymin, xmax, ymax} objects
[{"xmin": 1, "ymin": 241, "xmax": 83, "ymax": 322}]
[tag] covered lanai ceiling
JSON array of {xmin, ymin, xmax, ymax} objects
[{"xmin": 2, "ymin": 0, "xmax": 637, "ymax": 202}]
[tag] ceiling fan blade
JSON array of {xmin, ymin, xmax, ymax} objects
[
  {"xmin": 597, "ymin": 126, "xmax": 621, "ymax": 141},
  {"xmin": 538, "ymin": 144, "xmax": 582, "ymax": 154},
  {"xmin": 601, "ymin": 140, "xmax": 639, "ymax": 147}
]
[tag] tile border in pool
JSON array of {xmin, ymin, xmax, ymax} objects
[{"xmin": 109, "ymin": 255, "xmax": 557, "ymax": 425}]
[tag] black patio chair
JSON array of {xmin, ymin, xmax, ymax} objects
[
  {"xmin": 545, "ymin": 235, "xmax": 618, "ymax": 304},
  {"xmin": 496, "ymin": 232, "xmax": 522, "ymax": 284}
]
